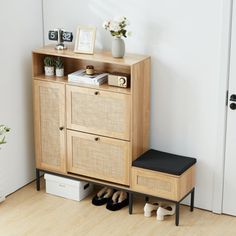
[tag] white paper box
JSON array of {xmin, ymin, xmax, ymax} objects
[{"xmin": 44, "ymin": 174, "xmax": 93, "ymax": 201}]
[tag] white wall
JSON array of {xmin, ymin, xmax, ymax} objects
[
  {"xmin": 43, "ymin": 0, "xmax": 224, "ymax": 210},
  {"xmin": 0, "ymin": 0, "xmax": 43, "ymax": 196}
]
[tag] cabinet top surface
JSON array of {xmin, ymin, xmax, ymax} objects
[{"xmin": 33, "ymin": 45, "xmax": 150, "ymax": 66}]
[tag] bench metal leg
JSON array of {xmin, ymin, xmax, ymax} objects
[
  {"xmin": 190, "ymin": 188, "xmax": 195, "ymax": 211},
  {"xmin": 36, "ymin": 169, "xmax": 40, "ymax": 191},
  {"xmin": 175, "ymin": 202, "xmax": 180, "ymax": 226},
  {"xmin": 129, "ymin": 192, "xmax": 133, "ymax": 214}
]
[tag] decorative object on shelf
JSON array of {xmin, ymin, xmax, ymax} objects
[
  {"xmin": 55, "ymin": 57, "xmax": 64, "ymax": 77},
  {"xmin": 108, "ymin": 72, "xmax": 130, "ymax": 88},
  {"xmin": 0, "ymin": 125, "xmax": 10, "ymax": 147},
  {"xmin": 44, "ymin": 56, "xmax": 55, "ymax": 76},
  {"xmin": 48, "ymin": 28, "xmax": 73, "ymax": 50},
  {"xmin": 74, "ymin": 26, "xmax": 96, "ymax": 54},
  {"xmin": 68, "ymin": 69, "xmax": 108, "ymax": 85},
  {"xmin": 85, "ymin": 65, "xmax": 94, "ymax": 75},
  {"xmin": 103, "ymin": 16, "xmax": 130, "ymax": 58}
]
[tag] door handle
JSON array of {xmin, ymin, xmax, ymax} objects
[
  {"xmin": 230, "ymin": 103, "xmax": 236, "ymax": 110},
  {"xmin": 230, "ymin": 94, "xmax": 236, "ymax": 102}
]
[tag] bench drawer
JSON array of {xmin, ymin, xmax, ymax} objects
[{"xmin": 131, "ymin": 165, "xmax": 195, "ymax": 201}]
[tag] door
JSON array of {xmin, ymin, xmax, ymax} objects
[
  {"xmin": 66, "ymin": 85, "xmax": 131, "ymax": 141},
  {"xmin": 223, "ymin": 0, "xmax": 236, "ymax": 216},
  {"xmin": 67, "ymin": 130, "xmax": 130, "ymax": 185},
  {"xmin": 34, "ymin": 80, "xmax": 66, "ymax": 173}
]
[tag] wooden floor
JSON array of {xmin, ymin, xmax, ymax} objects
[{"xmin": 0, "ymin": 180, "xmax": 236, "ymax": 236}]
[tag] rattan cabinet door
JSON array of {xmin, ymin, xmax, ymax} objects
[
  {"xmin": 66, "ymin": 85, "xmax": 131, "ymax": 140},
  {"xmin": 67, "ymin": 130, "xmax": 130, "ymax": 185},
  {"xmin": 34, "ymin": 80, "xmax": 66, "ymax": 173}
]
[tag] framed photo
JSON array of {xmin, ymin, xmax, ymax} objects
[{"xmin": 74, "ymin": 26, "xmax": 96, "ymax": 54}]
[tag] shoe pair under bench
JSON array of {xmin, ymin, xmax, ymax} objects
[
  {"xmin": 92, "ymin": 187, "xmax": 129, "ymax": 211},
  {"xmin": 144, "ymin": 202, "xmax": 176, "ymax": 221}
]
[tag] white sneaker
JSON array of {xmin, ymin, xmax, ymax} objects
[
  {"xmin": 144, "ymin": 202, "xmax": 159, "ymax": 217},
  {"xmin": 156, "ymin": 203, "xmax": 176, "ymax": 221}
]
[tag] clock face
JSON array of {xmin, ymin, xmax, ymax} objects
[
  {"xmin": 48, "ymin": 30, "xmax": 58, "ymax": 41},
  {"xmin": 48, "ymin": 30, "xmax": 73, "ymax": 42},
  {"xmin": 62, "ymin": 32, "xmax": 73, "ymax": 42}
]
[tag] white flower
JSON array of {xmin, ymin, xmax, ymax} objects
[
  {"xmin": 109, "ymin": 21, "xmax": 121, "ymax": 32},
  {"xmin": 103, "ymin": 16, "xmax": 130, "ymax": 38},
  {"xmin": 114, "ymin": 16, "xmax": 126, "ymax": 23},
  {"xmin": 102, "ymin": 21, "xmax": 109, "ymax": 29}
]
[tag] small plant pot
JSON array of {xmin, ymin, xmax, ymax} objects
[
  {"xmin": 56, "ymin": 68, "xmax": 64, "ymax": 77},
  {"xmin": 45, "ymin": 66, "xmax": 54, "ymax": 76}
]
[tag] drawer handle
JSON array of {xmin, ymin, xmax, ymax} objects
[
  {"xmin": 94, "ymin": 91, "xmax": 100, "ymax": 95},
  {"xmin": 94, "ymin": 137, "xmax": 100, "ymax": 141},
  {"xmin": 59, "ymin": 127, "xmax": 64, "ymax": 131}
]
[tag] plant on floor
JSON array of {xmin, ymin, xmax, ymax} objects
[{"xmin": 0, "ymin": 125, "xmax": 10, "ymax": 146}]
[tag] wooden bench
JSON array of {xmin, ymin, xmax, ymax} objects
[{"xmin": 129, "ymin": 149, "xmax": 197, "ymax": 226}]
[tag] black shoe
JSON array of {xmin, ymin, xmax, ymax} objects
[
  {"xmin": 92, "ymin": 187, "xmax": 114, "ymax": 206},
  {"xmin": 106, "ymin": 191, "xmax": 129, "ymax": 211}
]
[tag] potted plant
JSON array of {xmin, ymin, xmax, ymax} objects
[
  {"xmin": 103, "ymin": 16, "xmax": 131, "ymax": 58},
  {"xmin": 44, "ymin": 56, "xmax": 55, "ymax": 76},
  {"xmin": 0, "ymin": 124, "xmax": 10, "ymax": 203},
  {"xmin": 55, "ymin": 57, "xmax": 64, "ymax": 77},
  {"xmin": 0, "ymin": 125, "xmax": 10, "ymax": 146}
]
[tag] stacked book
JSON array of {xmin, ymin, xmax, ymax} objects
[{"xmin": 68, "ymin": 69, "xmax": 108, "ymax": 85}]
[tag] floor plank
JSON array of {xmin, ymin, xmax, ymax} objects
[{"xmin": 0, "ymin": 180, "xmax": 236, "ymax": 236}]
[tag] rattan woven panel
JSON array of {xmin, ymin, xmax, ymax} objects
[
  {"xmin": 137, "ymin": 176, "xmax": 172, "ymax": 193},
  {"xmin": 40, "ymin": 86, "xmax": 60, "ymax": 167},
  {"xmin": 71, "ymin": 92, "xmax": 126, "ymax": 135},
  {"xmin": 72, "ymin": 136, "xmax": 126, "ymax": 182}
]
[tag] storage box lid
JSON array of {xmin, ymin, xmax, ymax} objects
[{"xmin": 44, "ymin": 174, "xmax": 85, "ymax": 187}]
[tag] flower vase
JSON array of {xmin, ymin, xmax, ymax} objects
[{"xmin": 112, "ymin": 37, "xmax": 125, "ymax": 58}]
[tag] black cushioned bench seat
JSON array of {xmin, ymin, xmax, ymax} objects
[{"xmin": 132, "ymin": 149, "xmax": 196, "ymax": 176}]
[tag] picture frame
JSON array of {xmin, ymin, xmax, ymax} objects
[{"xmin": 74, "ymin": 26, "xmax": 96, "ymax": 54}]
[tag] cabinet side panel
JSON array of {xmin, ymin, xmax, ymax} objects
[
  {"xmin": 131, "ymin": 58, "xmax": 151, "ymax": 161},
  {"xmin": 32, "ymin": 53, "xmax": 44, "ymax": 77}
]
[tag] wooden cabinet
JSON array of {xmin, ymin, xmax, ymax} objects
[
  {"xmin": 32, "ymin": 45, "xmax": 150, "ymax": 187},
  {"xmin": 33, "ymin": 80, "xmax": 66, "ymax": 173}
]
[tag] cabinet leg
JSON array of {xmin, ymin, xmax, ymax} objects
[
  {"xmin": 190, "ymin": 188, "xmax": 195, "ymax": 212},
  {"xmin": 36, "ymin": 169, "xmax": 40, "ymax": 191},
  {"xmin": 129, "ymin": 192, "xmax": 133, "ymax": 214},
  {"xmin": 175, "ymin": 202, "xmax": 180, "ymax": 226}
]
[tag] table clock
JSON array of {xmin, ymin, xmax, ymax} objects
[{"xmin": 48, "ymin": 28, "xmax": 73, "ymax": 50}]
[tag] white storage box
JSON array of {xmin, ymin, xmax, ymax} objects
[{"xmin": 44, "ymin": 174, "xmax": 93, "ymax": 201}]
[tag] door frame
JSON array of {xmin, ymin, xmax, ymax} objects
[{"xmin": 212, "ymin": 0, "xmax": 233, "ymax": 213}]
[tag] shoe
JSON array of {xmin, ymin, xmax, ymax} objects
[
  {"xmin": 144, "ymin": 202, "xmax": 160, "ymax": 217},
  {"xmin": 92, "ymin": 187, "xmax": 114, "ymax": 206},
  {"xmin": 106, "ymin": 191, "xmax": 129, "ymax": 211},
  {"xmin": 156, "ymin": 203, "xmax": 176, "ymax": 221}
]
